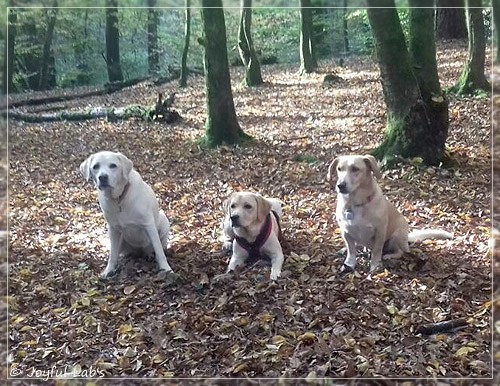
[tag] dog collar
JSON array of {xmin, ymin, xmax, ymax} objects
[
  {"xmin": 235, "ymin": 211, "xmax": 281, "ymax": 260},
  {"xmin": 344, "ymin": 193, "xmax": 376, "ymax": 220},
  {"xmin": 118, "ymin": 182, "xmax": 131, "ymax": 203}
]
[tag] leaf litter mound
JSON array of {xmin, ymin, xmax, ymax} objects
[{"xmin": 7, "ymin": 41, "xmax": 492, "ymax": 379}]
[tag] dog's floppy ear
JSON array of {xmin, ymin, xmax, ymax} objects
[
  {"xmin": 326, "ymin": 157, "xmax": 340, "ymax": 182},
  {"xmin": 79, "ymin": 154, "xmax": 94, "ymax": 181},
  {"xmin": 255, "ymin": 194, "xmax": 271, "ymax": 222},
  {"xmin": 363, "ymin": 155, "xmax": 381, "ymax": 178},
  {"xmin": 224, "ymin": 193, "xmax": 235, "ymax": 216},
  {"xmin": 116, "ymin": 152, "xmax": 133, "ymax": 181}
]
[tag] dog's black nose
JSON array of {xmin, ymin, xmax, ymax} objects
[
  {"xmin": 98, "ymin": 175, "xmax": 108, "ymax": 184},
  {"xmin": 337, "ymin": 182, "xmax": 348, "ymax": 193},
  {"xmin": 230, "ymin": 215, "xmax": 240, "ymax": 226}
]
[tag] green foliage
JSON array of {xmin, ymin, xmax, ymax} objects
[{"xmin": 8, "ymin": 4, "xmax": 419, "ymax": 91}]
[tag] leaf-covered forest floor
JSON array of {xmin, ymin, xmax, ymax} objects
[{"xmin": 6, "ymin": 41, "xmax": 494, "ymax": 381}]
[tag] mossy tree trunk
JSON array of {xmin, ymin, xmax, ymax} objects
[
  {"xmin": 435, "ymin": 0, "xmax": 467, "ymax": 40},
  {"xmin": 147, "ymin": 0, "xmax": 160, "ymax": 75},
  {"xmin": 238, "ymin": 0, "xmax": 263, "ymax": 86},
  {"xmin": 38, "ymin": 2, "xmax": 58, "ymax": 91},
  {"xmin": 452, "ymin": 0, "xmax": 490, "ymax": 94},
  {"xmin": 105, "ymin": 0, "xmax": 124, "ymax": 83},
  {"xmin": 179, "ymin": 0, "xmax": 191, "ymax": 87},
  {"xmin": 200, "ymin": 0, "xmax": 249, "ymax": 148},
  {"xmin": 494, "ymin": 0, "xmax": 500, "ymax": 63},
  {"xmin": 299, "ymin": 0, "xmax": 315, "ymax": 74},
  {"xmin": 367, "ymin": 0, "xmax": 448, "ymax": 166}
]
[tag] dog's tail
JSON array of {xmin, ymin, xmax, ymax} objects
[
  {"xmin": 408, "ymin": 229, "xmax": 453, "ymax": 243},
  {"xmin": 267, "ymin": 198, "xmax": 283, "ymax": 219}
]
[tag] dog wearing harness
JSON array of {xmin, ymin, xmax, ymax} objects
[{"xmin": 222, "ymin": 192, "xmax": 284, "ymax": 280}]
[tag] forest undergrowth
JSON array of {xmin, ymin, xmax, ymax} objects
[{"xmin": 5, "ymin": 41, "xmax": 494, "ymax": 381}]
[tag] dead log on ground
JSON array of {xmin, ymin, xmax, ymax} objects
[{"xmin": 415, "ymin": 318, "xmax": 468, "ymax": 335}]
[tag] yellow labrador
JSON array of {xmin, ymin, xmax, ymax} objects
[
  {"xmin": 327, "ymin": 154, "xmax": 452, "ymax": 272},
  {"xmin": 222, "ymin": 192, "xmax": 284, "ymax": 280},
  {"xmin": 80, "ymin": 151, "xmax": 173, "ymax": 278}
]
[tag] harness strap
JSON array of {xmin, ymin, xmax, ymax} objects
[{"xmin": 235, "ymin": 211, "xmax": 280, "ymax": 259}]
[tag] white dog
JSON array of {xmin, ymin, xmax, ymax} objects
[
  {"xmin": 222, "ymin": 192, "xmax": 284, "ymax": 280},
  {"xmin": 327, "ymin": 154, "xmax": 452, "ymax": 272},
  {"xmin": 80, "ymin": 151, "xmax": 173, "ymax": 278}
]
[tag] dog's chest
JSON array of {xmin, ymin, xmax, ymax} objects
[{"xmin": 336, "ymin": 206, "xmax": 375, "ymax": 246}]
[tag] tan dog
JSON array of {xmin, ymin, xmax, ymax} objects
[
  {"xmin": 222, "ymin": 192, "xmax": 284, "ymax": 280},
  {"xmin": 327, "ymin": 154, "xmax": 452, "ymax": 272},
  {"xmin": 80, "ymin": 151, "xmax": 173, "ymax": 278}
]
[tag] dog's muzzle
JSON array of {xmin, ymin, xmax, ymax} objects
[
  {"xmin": 98, "ymin": 174, "xmax": 110, "ymax": 190},
  {"xmin": 336, "ymin": 181, "xmax": 348, "ymax": 194},
  {"xmin": 230, "ymin": 215, "xmax": 240, "ymax": 227}
]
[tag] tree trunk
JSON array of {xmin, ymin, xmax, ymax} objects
[
  {"xmin": 179, "ymin": 0, "xmax": 191, "ymax": 87},
  {"xmin": 299, "ymin": 0, "xmax": 315, "ymax": 74},
  {"xmin": 4, "ymin": 7, "xmax": 16, "ymax": 94},
  {"xmin": 494, "ymin": 0, "xmax": 500, "ymax": 62},
  {"xmin": 73, "ymin": 9, "xmax": 91, "ymax": 85},
  {"xmin": 238, "ymin": 0, "xmax": 263, "ymax": 86},
  {"xmin": 367, "ymin": 1, "xmax": 447, "ymax": 165},
  {"xmin": 343, "ymin": 0, "xmax": 349, "ymax": 54},
  {"xmin": 200, "ymin": 0, "xmax": 249, "ymax": 147},
  {"xmin": 435, "ymin": 0, "xmax": 467, "ymax": 40},
  {"xmin": 408, "ymin": 0, "xmax": 449, "ymax": 162},
  {"xmin": 38, "ymin": 2, "xmax": 58, "ymax": 91},
  {"xmin": 105, "ymin": 0, "xmax": 124, "ymax": 82},
  {"xmin": 452, "ymin": 0, "xmax": 489, "ymax": 94},
  {"xmin": 147, "ymin": 0, "xmax": 160, "ymax": 76}
]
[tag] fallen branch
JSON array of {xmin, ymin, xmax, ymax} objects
[
  {"xmin": 6, "ymin": 93, "xmax": 181, "ymax": 123},
  {"xmin": 415, "ymin": 318, "xmax": 468, "ymax": 335},
  {"xmin": 4, "ymin": 76, "xmax": 151, "ymax": 110}
]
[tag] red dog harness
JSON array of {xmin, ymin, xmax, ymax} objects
[{"xmin": 235, "ymin": 211, "xmax": 281, "ymax": 261}]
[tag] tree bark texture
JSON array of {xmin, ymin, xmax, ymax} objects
[
  {"xmin": 238, "ymin": 0, "xmax": 263, "ymax": 86},
  {"xmin": 4, "ymin": 7, "xmax": 16, "ymax": 94},
  {"xmin": 147, "ymin": 0, "xmax": 160, "ymax": 76},
  {"xmin": 200, "ymin": 0, "xmax": 248, "ymax": 147},
  {"xmin": 367, "ymin": 1, "xmax": 448, "ymax": 165},
  {"xmin": 105, "ymin": 0, "xmax": 124, "ymax": 82},
  {"xmin": 453, "ymin": 0, "xmax": 489, "ymax": 94},
  {"xmin": 179, "ymin": 0, "xmax": 191, "ymax": 87},
  {"xmin": 494, "ymin": 0, "xmax": 500, "ymax": 62},
  {"xmin": 299, "ymin": 0, "xmax": 315, "ymax": 74},
  {"xmin": 435, "ymin": 0, "xmax": 467, "ymax": 40},
  {"xmin": 39, "ymin": 3, "xmax": 58, "ymax": 91}
]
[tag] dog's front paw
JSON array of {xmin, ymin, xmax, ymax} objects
[
  {"xmin": 222, "ymin": 241, "xmax": 233, "ymax": 256},
  {"xmin": 156, "ymin": 269, "xmax": 180, "ymax": 285},
  {"xmin": 100, "ymin": 268, "xmax": 116, "ymax": 279},
  {"xmin": 369, "ymin": 261, "xmax": 384, "ymax": 274},
  {"xmin": 270, "ymin": 269, "xmax": 281, "ymax": 281}
]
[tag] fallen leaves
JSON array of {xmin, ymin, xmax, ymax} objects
[{"xmin": 5, "ymin": 41, "xmax": 493, "ymax": 378}]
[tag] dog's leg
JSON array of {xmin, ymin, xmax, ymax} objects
[
  {"xmin": 222, "ymin": 217, "xmax": 235, "ymax": 254},
  {"xmin": 343, "ymin": 233, "xmax": 358, "ymax": 270},
  {"xmin": 158, "ymin": 211, "xmax": 170, "ymax": 250},
  {"xmin": 370, "ymin": 233, "xmax": 385, "ymax": 272},
  {"xmin": 227, "ymin": 246, "xmax": 248, "ymax": 274},
  {"xmin": 269, "ymin": 248, "xmax": 284, "ymax": 281},
  {"xmin": 145, "ymin": 224, "xmax": 173, "ymax": 273},
  {"xmin": 102, "ymin": 227, "xmax": 122, "ymax": 278}
]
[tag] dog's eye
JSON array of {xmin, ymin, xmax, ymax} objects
[
  {"xmin": 244, "ymin": 204, "xmax": 252, "ymax": 209},
  {"xmin": 230, "ymin": 204, "xmax": 236, "ymax": 209},
  {"xmin": 109, "ymin": 163, "xmax": 117, "ymax": 169},
  {"xmin": 92, "ymin": 163, "xmax": 100, "ymax": 170}
]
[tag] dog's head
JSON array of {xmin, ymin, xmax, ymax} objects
[
  {"xmin": 80, "ymin": 151, "xmax": 133, "ymax": 197},
  {"xmin": 327, "ymin": 154, "xmax": 381, "ymax": 194},
  {"xmin": 226, "ymin": 192, "xmax": 271, "ymax": 229}
]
